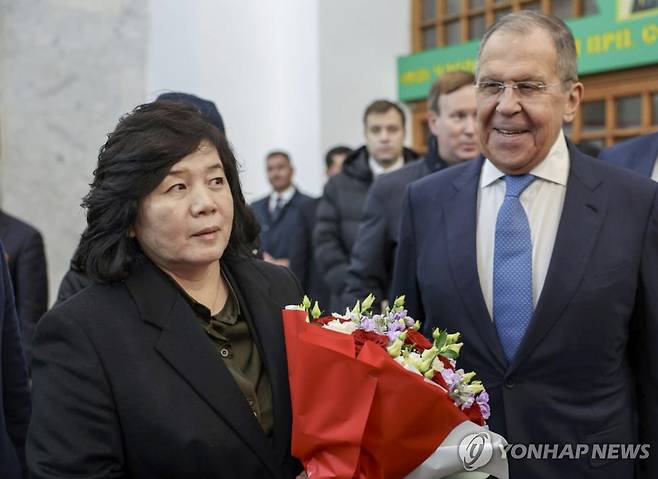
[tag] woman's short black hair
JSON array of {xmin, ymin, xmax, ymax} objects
[{"xmin": 77, "ymin": 100, "xmax": 259, "ymax": 282}]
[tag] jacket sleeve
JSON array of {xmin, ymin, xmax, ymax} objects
[
  {"xmin": 390, "ymin": 186, "xmax": 425, "ymax": 327},
  {"xmin": 343, "ymin": 180, "xmax": 390, "ymax": 310},
  {"xmin": 635, "ymin": 187, "xmax": 658, "ymax": 479},
  {"xmin": 13, "ymin": 229, "xmax": 48, "ymax": 365},
  {"xmin": 26, "ymin": 309, "xmax": 126, "ymax": 479},
  {"xmin": 1, "ymin": 247, "xmax": 31, "ymax": 479},
  {"xmin": 313, "ymin": 180, "xmax": 349, "ymax": 294},
  {"xmin": 288, "ymin": 204, "xmax": 312, "ymax": 292}
]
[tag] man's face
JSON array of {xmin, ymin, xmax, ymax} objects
[
  {"xmin": 476, "ymin": 28, "xmax": 583, "ymax": 175},
  {"xmin": 364, "ymin": 108, "xmax": 406, "ymax": 167},
  {"xmin": 429, "ymin": 84, "xmax": 480, "ymax": 164},
  {"xmin": 266, "ymin": 154, "xmax": 293, "ymax": 192}
]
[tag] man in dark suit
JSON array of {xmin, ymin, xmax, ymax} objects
[
  {"xmin": 251, "ymin": 151, "xmax": 313, "ymax": 268},
  {"xmin": 343, "ymin": 71, "xmax": 479, "ymax": 309},
  {"xmin": 289, "ymin": 146, "xmax": 351, "ymax": 310},
  {"xmin": 314, "ymin": 100, "xmax": 419, "ymax": 311},
  {"xmin": 393, "ymin": 12, "xmax": 657, "ymax": 478},
  {"xmin": 0, "ymin": 242, "xmax": 31, "ymax": 478},
  {"xmin": 599, "ymin": 131, "xmax": 658, "ymax": 181},
  {"xmin": 0, "ymin": 211, "xmax": 48, "ymax": 364}
]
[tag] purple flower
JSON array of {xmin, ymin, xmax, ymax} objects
[
  {"xmin": 460, "ymin": 395, "xmax": 475, "ymax": 410},
  {"xmin": 360, "ymin": 317, "xmax": 376, "ymax": 332},
  {"xmin": 440, "ymin": 368, "xmax": 460, "ymax": 391},
  {"xmin": 387, "ymin": 329, "xmax": 402, "ymax": 342},
  {"xmin": 476, "ymin": 391, "xmax": 491, "ymax": 419}
]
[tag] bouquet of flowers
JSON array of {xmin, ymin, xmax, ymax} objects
[{"xmin": 282, "ymin": 295, "xmax": 508, "ymax": 479}]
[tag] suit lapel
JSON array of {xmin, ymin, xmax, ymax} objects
[
  {"xmin": 223, "ymin": 256, "xmax": 293, "ymax": 464},
  {"xmin": 510, "ymin": 147, "xmax": 607, "ymax": 371},
  {"xmin": 442, "ymin": 159, "xmax": 508, "ymax": 372},
  {"xmin": 125, "ymin": 258, "xmax": 281, "ymax": 478}
]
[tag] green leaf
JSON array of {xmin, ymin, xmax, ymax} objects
[{"xmin": 361, "ymin": 294, "xmax": 375, "ymax": 313}]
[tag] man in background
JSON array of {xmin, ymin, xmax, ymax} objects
[
  {"xmin": 289, "ymin": 145, "xmax": 352, "ymax": 309},
  {"xmin": 314, "ymin": 100, "xmax": 418, "ymax": 311},
  {"xmin": 343, "ymin": 71, "xmax": 479, "ymax": 308},
  {"xmin": 251, "ymin": 151, "xmax": 312, "ymax": 267},
  {"xmin": 599, "ymin": 131, "xmax": 658, "ymax": 181},
  {"xmin": 0, "ymin": 211, "xmax": 48, "ymax": 365}
]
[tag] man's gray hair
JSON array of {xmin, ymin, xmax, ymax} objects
[{"xmin": 475, "ymin": 11, "xmax": 578, "ymax": 86}]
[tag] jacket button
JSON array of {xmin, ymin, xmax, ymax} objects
[
  {"xmin": 504, "ymin": 378, "xmax": 515, "ymax": 388},
  {"xmin": 219, "ymin": 348, "xmax": 231, "ymax": 358}
]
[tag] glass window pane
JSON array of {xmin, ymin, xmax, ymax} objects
[
  {"xmin": 582, "ymin": 101, "xmax": 606, "ymax": 132},
  {"xmin": 469, "ymin": 0, "xmax": 485, "ymax": 8},
  {"xmin": 445, "ymin": 0, "xmax": 461, "ymax": 15},
  {"xmin": 445, "ymin": 20, "xmax": 461, "ymax": 45},
  {"xmin": 494, "ymin": 0, "xmax": 509, "ymax": 4},
  {"xmin": 423, "ymin": 27, "xmax": 437, "ymax": 49},
  {"xmin": 469, "ymin": 15, "xmax": 486, "ymax": 40},
  {"xmin": 653, "ymin": 92, "xmax": 658, "ymax": 125},
  {"xmin": 552, "ymin": 0, "xmax": 573, "ymax": 20},
  {"xmin": 495, "ymin": 8, "xmax": 512, "ymax": 21},
  {"xmin": 422, "ymin": 0, "xmax": 436, "ymax": 22},
  {"xmin": 523, "ymin": 1, "xmax": 542, "ymax": 12},
  {"xmin": 616, "ymin": 95, "xmax": 642, "ymax": 129},
  {"xmin": 583, "ymin": 0, "xmax": 599, "ymax": 16}
]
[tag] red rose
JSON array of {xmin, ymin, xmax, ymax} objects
[
  {"xmin": 352, "ymin": 330, "xmax": 389, "ymax": 355},
  {"xmin": 404, "ymin": 329, "xmax": 432, "ymax": 351},
  {"xmin": 463, "ymin": 403, "xmax": 485, "ymax": 426}
]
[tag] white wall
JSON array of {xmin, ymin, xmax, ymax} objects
[{"xmin": 148, "ymin": 0, "xmax": 410, "ymax": 199}]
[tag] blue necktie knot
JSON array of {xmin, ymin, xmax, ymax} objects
[{"xmin": 504, "ymin": 174, "xmax": 535, "ymax": 198}]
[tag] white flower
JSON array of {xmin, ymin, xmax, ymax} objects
[{"xmin": 323, "ymin": 319, "xmax": 359, "ymax": 335}]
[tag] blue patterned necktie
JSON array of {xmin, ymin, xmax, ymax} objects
[
  {"xmin": 493, "ymin": 174, "xmax": 536, "ymax": 361},
  {"xmin": 271, "ymin": 195, "xmax": 283, "ymax": 219}
]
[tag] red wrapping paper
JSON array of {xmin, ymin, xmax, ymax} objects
[{"xmin": 283, "ymin": 309, "xmax": 469, "ymax": 479}]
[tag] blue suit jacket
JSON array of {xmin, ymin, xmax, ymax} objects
[
  {"xmin": 251, "ymin": 190, "xmax": 313, "ymax": 260},
  {"xmin": 392, "ymin": 144, "xmax": 658, "ymax": 478},
  {"xmin": 0, "ymin": 243, "xmax": 30, "ymax": 478},
  {"xmin": 599, "ymin": 132, "xmax": 658, "ymax": 178}
]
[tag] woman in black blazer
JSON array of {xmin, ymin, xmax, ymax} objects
[{"xmin": 27, "ymin": 102, "xmax": 305, "ymax": 478}]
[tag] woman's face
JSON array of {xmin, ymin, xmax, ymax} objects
[{"xmin": 133, "ymin": 140, "xmax": 234, "ymax": 276}]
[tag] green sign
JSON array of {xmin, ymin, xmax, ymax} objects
[{"xmin": 398, "ymin": 1, "xmax": 658, "ymax": 101}]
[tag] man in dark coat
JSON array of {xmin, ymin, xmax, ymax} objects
[
  {"xmin": 0, "ymin": 211, "xmax": 48, "ymax": 364},
  {"xmin": 289, "ymin": 146, "xmax": 351, "ymax": 310},
  {"xmin": 343, "ymin": 72, "xmax": 479, "ymax": 309},
  {"xmin": 0, "ymin": 242, "xmax": 31, "ymax": 478},
  {"xmin": 251, "ymin": 151, "xmax": 313, "ymax": 268},
  {"xmin": 314, "ymin": 100, "xmax": 419, "ymax": 312},
  {"xmin": 599, "ymin": 131, "xmax": 658, "ymax": 181}
]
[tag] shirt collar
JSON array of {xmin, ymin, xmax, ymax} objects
[
  {"xmin": 480, "ymin": 131, "xmax": 570, "ymax": 188},
  {"xmin": 270, "ymin": 185, "xmax": 296, "ymax": 204},
  {"xmin": 368, "ymin": 155, "xmax": 404, "ymax": 177}
]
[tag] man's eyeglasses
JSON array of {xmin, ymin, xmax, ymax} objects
[{"xmin": 475, "ymin": 80, "xmax": 563, "ymax": 99}]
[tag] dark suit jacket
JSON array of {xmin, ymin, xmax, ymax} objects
[
  {"xmin": 343, "ymin": 137, "xmax": 446, "ymax": 309},
  {"xmin": 599, "ymin": 131, "xmax": 658, "ymax": 178},
  {"xmin": 0, "ymin": 242, "xmax": 30, "ymax": 479},
  {"xmin": 392, "ymin": 145, "xmax": 658, "ymax": 478},
  {"xmin": 0, "ymin": 212, "xmax": 48, "ymax": 364},
  {"xmin": 251, "ymin": 190, "xmax": 313, "ymax": 260},
  {"xmin": 289, "ymin": 198, "xmax": 330, "ymax": 311},
  {"xmin": 27, "ymin": 254, "xmax": 304, "ymax": 479}
]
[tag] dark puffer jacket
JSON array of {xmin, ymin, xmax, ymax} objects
[{"xmin": 313, "ymin": 145, "xmax": 419, "ymax": 311}]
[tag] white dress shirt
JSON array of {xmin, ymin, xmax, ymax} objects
[
  {"xmin": 651, "ymin": 153, "xmax": 658, "ymax": 182},
  {"xmin": 476, "ymin": 132, "xmax": 570, "ymax": 319},
  {"xmin": 368, "ymin": 156, "xmax": 404, "ymax": 177},
  {"xmin": 268, "ymin": 186, "xmax": 296, "ymax": 214}
]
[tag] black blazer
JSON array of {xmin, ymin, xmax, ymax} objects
[
  {"xmin": 0, "ymin": 211, "xmax": 48, "ymax": 364},
  {"xmin": 0, "ymin": 243, "xmax": 30, "ymax": 479},
  {"xmin": 27, "ymin": 255, "xmax": 304, "ymax": 479}
]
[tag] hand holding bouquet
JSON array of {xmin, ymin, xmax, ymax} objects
[{"xmin": 282, "ymin": 295, "xmax": 508, "ymax": 479}]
